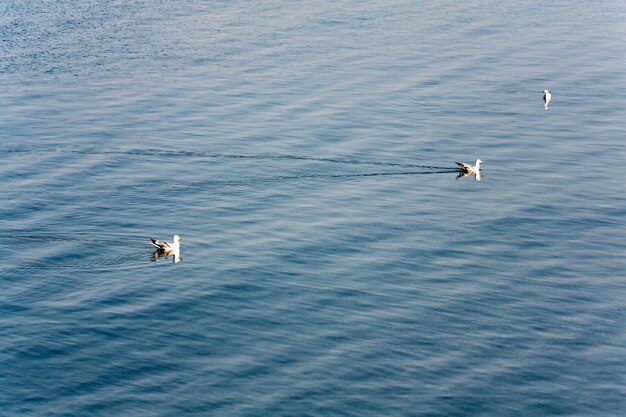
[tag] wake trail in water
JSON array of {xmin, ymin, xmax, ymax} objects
[
  {"xmin": 114, "ymin": 169, "xmax": 460, "ymax": 191},
  {"xmin": 0, "ymin": 233, "xmax": 150, "ymax": 244},
  {"xmin": 0, "ymin": 250, "xmax": 163, "ymax": 278}
]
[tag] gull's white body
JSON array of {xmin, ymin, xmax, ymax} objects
[
  {"xmin": 543, "ymin": 89, "xmax": 552, "ymax": 109},
  {"xmin": 150, "ymin": 235, "xmax": 183, "ymax": 251}
]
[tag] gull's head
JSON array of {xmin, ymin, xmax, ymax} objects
[
  {"xmin": 476, "ymin": 159, "xmax": 483, "ymax": 165},
  {"xmin": 543, "ymin": 90, "xmax": 551, "ymax": 94},
  {"xmin": 174, "ymin": 235, "xmax": 183, "ymax": 241}
]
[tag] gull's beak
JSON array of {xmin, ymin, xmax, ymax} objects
[{"xmin": 179, "ymin": 237, "xmax": 184, "ymax": 240}]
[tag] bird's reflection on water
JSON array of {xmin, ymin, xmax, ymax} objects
[
  {"xmin": 150, "ymin": 248, "xmax": 183, "ymax": 263},
  {"xmin": 456, "ymin": 170, "xmax": 482, "ymax": 181}
]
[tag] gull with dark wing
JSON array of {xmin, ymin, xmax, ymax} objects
[
  {"xmin": 456, "ymin": 159, "xmax": 483, "ymax": 181},
  {"xmin": 543, "ymin": 89, "xmax": 552, "ymax": 109},
  {"xmin": 456, "ymin": 159, "xmax": 482, "ymax": 174},
  {"xmin": 149, "ymin": 235, "xmax": 183, "ymax": 251}
]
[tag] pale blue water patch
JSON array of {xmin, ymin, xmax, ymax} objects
[{"xmin": 1, "ymin": 0, "xmax": 625, "ymax": 416}]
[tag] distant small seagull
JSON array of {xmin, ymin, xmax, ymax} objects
[
  {"xmin": 543, "ymin": 89, "xmax": 552, "ymax": 109},
  {"xmin": 456, "ymin": 159, "xmax": 483, "ymax": 174},
  {"xmin": 149, "ymin": 235, "xmax": 183, "ymax": 251}
]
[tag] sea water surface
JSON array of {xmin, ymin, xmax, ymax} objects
[{"xmin": 1, "ymin": 1, "xmax": 625, "ymax": 416}]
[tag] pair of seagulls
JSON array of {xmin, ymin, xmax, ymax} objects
[
  {"xmin": 148, "ymin": 162, "xmax": 484, "ymax": 252},
  {"xmin": 148, "ymin": 161, "xmax": 482, "ymax": 248},
  {"xmin": 149, "ymin": 161, "xmax": 482, "ymax": 251}
]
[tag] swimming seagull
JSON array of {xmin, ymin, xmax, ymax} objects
[
  {"xmin": 456, "ymin": 159, "xmax": 483, "ymax": 174},
  {"xmin": 543, "ymin": 89, "xmax": 552, "ymax": 109},
  {"xmin": 149, "ymin": 235, "xmax": 183, "ymax": 251}
]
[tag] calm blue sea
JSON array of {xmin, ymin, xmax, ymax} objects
[{"xmin": 1, "ymin": 1, "xmax": 625, "ymax": 415}]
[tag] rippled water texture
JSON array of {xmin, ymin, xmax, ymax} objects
[{"xmin": 1, "ymin": 1, "xmax": 625, "ymax": 415}]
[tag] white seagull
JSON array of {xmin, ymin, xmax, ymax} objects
[
  {"xmin": 456, "ymin": 159, "xmax": 483, "ymax": 174},
  {"xmin": 543, "ymin": 89, "xmax": 552, "ymax": 109},
  {"xmin": 149, "ymin": 235, "xmax": 183, "ymax": 251}
]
